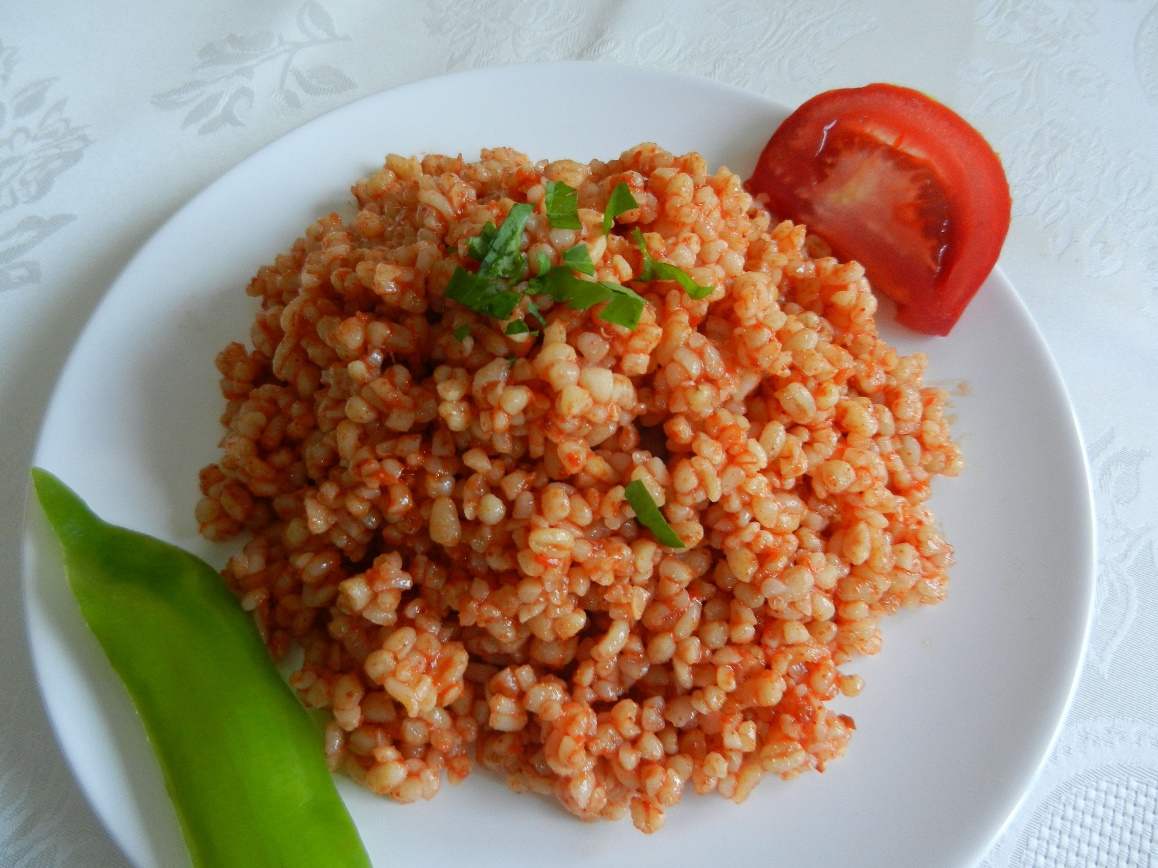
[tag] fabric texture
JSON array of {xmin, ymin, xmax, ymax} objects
[{"xmin": 1, "ymin": 1, "xmax": 1155, "ymax": 865}]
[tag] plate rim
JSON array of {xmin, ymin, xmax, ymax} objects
[
  {"xmin": 960, "ymin": 261, "xmax": 1098, "ymax": 853},
  {"xmin": 20, "ymin": 59, "xmax": 1097, "ymax": 868}
]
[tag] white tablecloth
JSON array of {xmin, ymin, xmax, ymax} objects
[{"xmin": 2, "ymin": 1, "xmax": 1156, "ymax": 865}]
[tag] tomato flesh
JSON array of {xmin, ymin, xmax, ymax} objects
[
  {"xmin": 748, "ymin": 84, "xmax": 1011, "ymax": 335},
  {"xmin": 808, "ymin": 125, "xmax": 952, "ymax": 302}
]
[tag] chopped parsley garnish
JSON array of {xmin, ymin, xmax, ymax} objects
[
  {"xmin": 601, "ymin": 290, "xmax": 647, "ymax": 329},
  {"xmin": 447, "ymin": 203, "xmax": 647, "ymax": 333},
  {"xmin": 624, "ymin": 480, "xmax": 685, "ymax": 548},
  {"xmin": 530, "ymin": 266, "xmax": 646, "ymax": 329},
  {"xmin": 552, "ymin": 275, "xmax": 616, "ymax": 310},
  {"xmin": 447, "ymin": 204, "xmax": 534, "ymax": 319},
  {"xmin": 562, "ymin": 243, "xmax": 595, "ymax": 275},
  {"xmin": 603, "ymin": 182, "xmax": 638, "ymax": 233},
  {"xmin": 452, "ymin": 324, "xmax": 470, "ymax": 342},
  {"xmin": 474, "ymin": 203, "xmax": 532, "ymax": 279},
  {"xmin": 633, "ymin": 229, "xmax": 714, "ymax": 299},
  {"xmin": 466, "ymin": 222, "xmax": 497, "ymax": 263},
  {"xmin": 445, "ymin": 266, "xmax": 521, "ymax": 319},
  {"xmin": 544, "ymin": 181, "xmax": 581, "ymax": 230}
]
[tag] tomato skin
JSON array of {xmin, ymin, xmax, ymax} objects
[{"xmin": 748, "ymin": 83, "xmax": 1011, "ymax": 336}]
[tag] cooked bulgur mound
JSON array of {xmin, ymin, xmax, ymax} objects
[{"xmin": 196, "ymin": 143, "xmax": 961, "ymax": 833}]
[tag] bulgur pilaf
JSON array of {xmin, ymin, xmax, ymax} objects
[{"xmin": 195, "ymin": 143, "xmax": 962, "ymax": 833}]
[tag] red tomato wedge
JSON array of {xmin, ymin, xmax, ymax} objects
[{"xmin": 748, "ymin": 83, "xmax": 1011, "ymax": 335}]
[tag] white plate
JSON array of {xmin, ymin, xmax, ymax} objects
[{"xmin": 22, "ymin": 62, "xmax": 1095, "ymax": 868}]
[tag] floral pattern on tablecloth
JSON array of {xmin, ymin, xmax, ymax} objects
[
  {"xmin": 0, "ymin": 41, "xmax": 90, "ymax": 294},
  {"xmin": 151, "ymin": 1, "xmax": 356, "ymax": 134}
]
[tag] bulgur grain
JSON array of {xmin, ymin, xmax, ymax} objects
[{"xmin": 198, "ymin": 143, "xmax": 961, "ymax": 833}]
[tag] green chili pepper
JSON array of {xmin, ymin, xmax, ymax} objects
[{"xmin": 30, "ymin": 469, "xmax": 371, "ymax": 868}]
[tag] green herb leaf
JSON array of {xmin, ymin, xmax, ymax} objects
[
  {"xmin": 466, "ymin": 222, "xmax": 498, "ymax": 262},
  {"xmin": 451, "ymin": 203, "xmax": 651, "ymax": 331},
  {"xmin": 563, "ymin": 243, "xmax": 595, "ymax": 275},
  {"xmin": 624, "ymin": 479, "xmax": 685, "ymax": 548},
  {"xmin": 446, "ymin": 267, "xmax": 521, "ymax": 319},
  {"xmin": 598, "ymin": 286, "xmax": 646, "ymax": 329},
  {"xmin": 452, "ymin": 324, "xmax": 470, "ymax": 342},
  {"xmin": 562, "ymin": 278, "xmax": 614, "ymax": 311},
  {"xmin": 528, "ymin": 265, "xmax": 575, "ymax": 300},
  {"xmin": 476, "ymin": 203, "xmax": 533, "ymax": 280},
  {"xmin": 535, "ymin": 267, "xmax": 602, "ymax": 306},
  {"xmin": 452, "ymin": 206, "xmax": 538, "ymax": 321},
  {"xmin": 544, "ymin": 180, "xmax": 581, "ymax": 230},
  {"xmin": 650, "ymin": 261, "xmax": 714, "ymax": 300},
  {"xmin": 525, "ymin": 269, "xmax": 549, "ymax": 297},
  {"xmin": 633, "ymin": 229, "xmax": 714, "ymax": 299},
  {"xmin": 533, "ymin": 266, "xmax": 646, "ymax": 329},
  {"xmin": 603, "ymin": 182, "xmax": 638, "ymax": 233}
]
